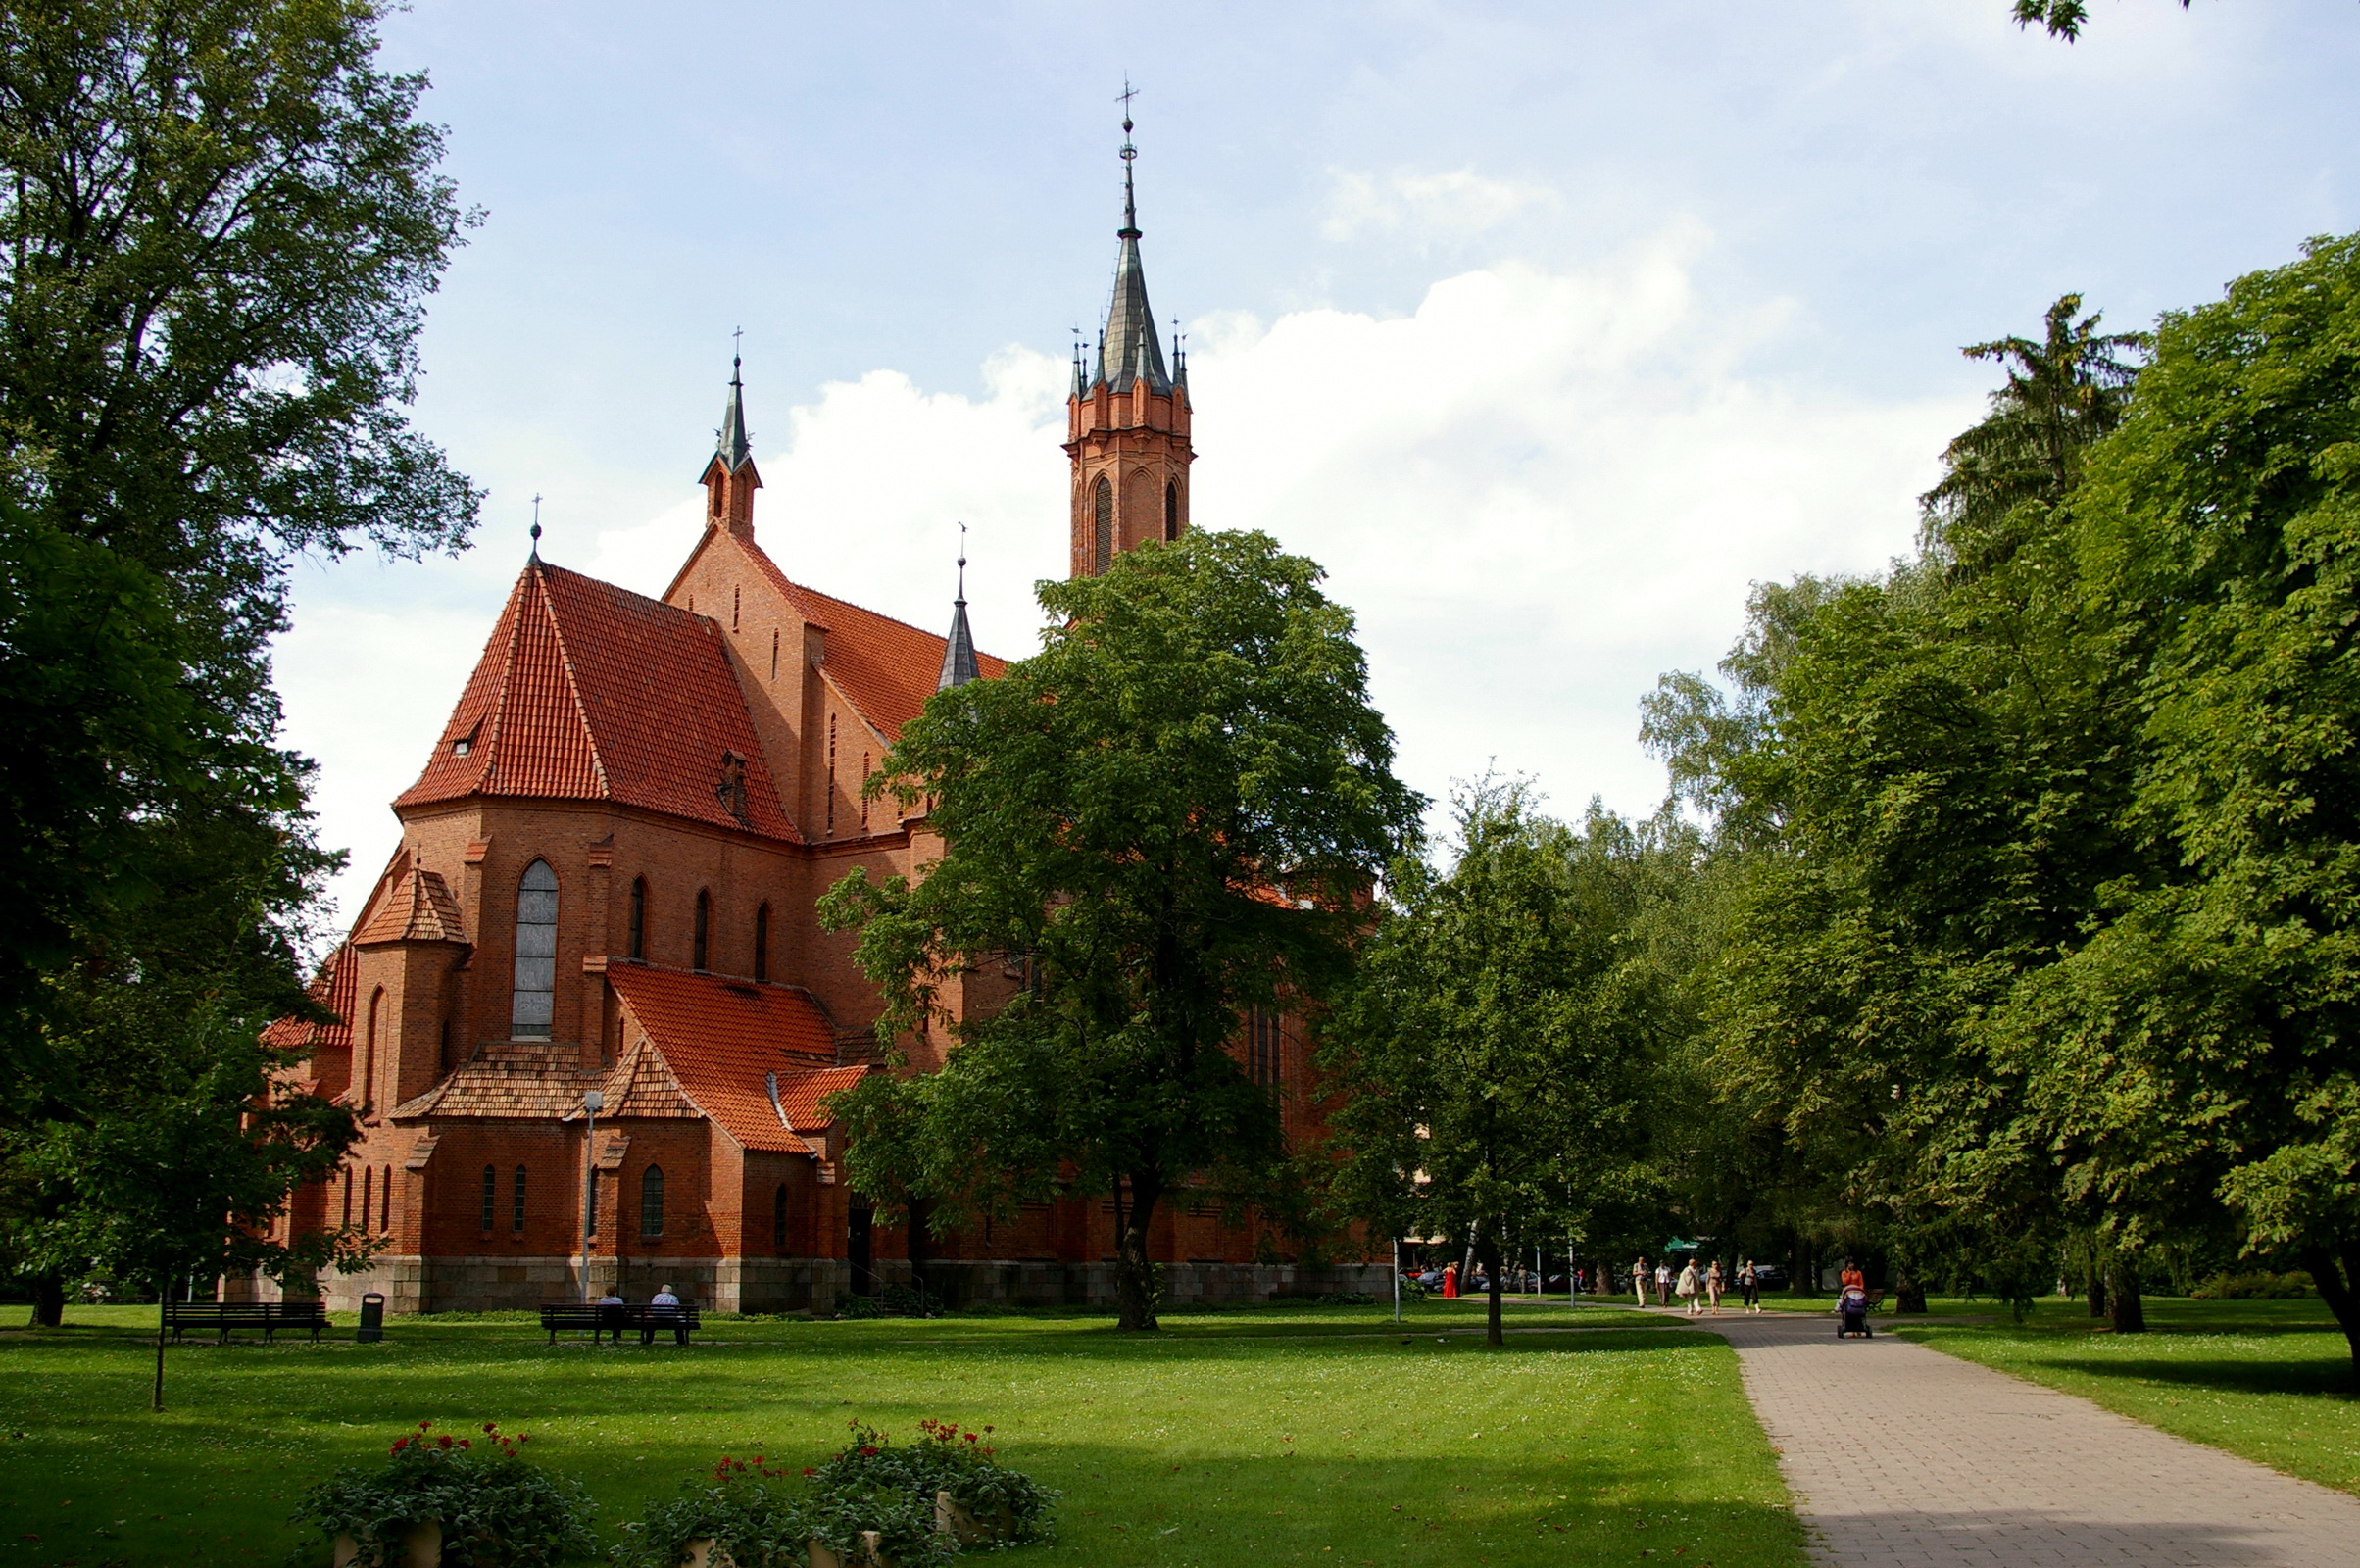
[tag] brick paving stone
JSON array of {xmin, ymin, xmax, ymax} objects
[{"xmin": 1669, "ymin": 1306, "xmax": 2360, "ymax": 1566}]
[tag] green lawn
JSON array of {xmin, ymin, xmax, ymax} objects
[
  {"xmin": 0, "ymin": 1298, "xmax": 1803, "ymax": 1568},
  {"xmin": 1884, "ymin": 1297, "xmax": 2360, "ymax": 1498}
]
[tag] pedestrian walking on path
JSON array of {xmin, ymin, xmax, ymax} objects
[
  {"xmin": 1738, "ymin": 1258, "xmax": 1761, "ymax": 1313},
  {"xmin": 1706, "ymin": 1259, "xmax": 1725, "ymax": 1314},
  {"xmin": 1654, "ymin": 1260, "xmax": 1673, "ymax": 1306},
  {"xmin": 1680, "ymin": 1309, "xmax": 2360, "ymax": 1566},
  {"xmin": 1632, "ymin": 1257, "xmax": 1648, "ymax": 1308},
  {"xmin": 1676, "ymin": 1259, "xmax": 1700, "ymax": 1315}
]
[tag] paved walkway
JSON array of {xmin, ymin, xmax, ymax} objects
[{"xmin": 1665, "ymin": 1306, "xmax": 2360, "ymax": 1566}]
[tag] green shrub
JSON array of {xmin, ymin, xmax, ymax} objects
[
  {"xmin": 834, "ymin": 1282, "xmax": 946, "ymax": 1319},
  {"xmin": 2191, "ymin": 1270, "xmax": 2316, "ymax": 1299},
  {"xmin": 810, "ymin": 1420, "xmax": 1057, "ymax": 1551},
  {"xmin": 293, "ymin": 1421, "xmax": 595, "ymax": 1568},
  {"xmin": 608, "ymin": 1458, "xmax": 808, "ymax": 1568}
]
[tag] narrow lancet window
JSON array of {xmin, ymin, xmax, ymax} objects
[{"xmin": 511, "ymin": 859, "xmax": 559, "ymax": 1038}]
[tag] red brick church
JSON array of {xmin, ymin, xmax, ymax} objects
[{"xmin": 266, "ymin": 144, "xmax": 1383, "ymax": 1314}]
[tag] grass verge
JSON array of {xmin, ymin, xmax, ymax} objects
[
  {"xmin": 1888, "ymin": 1297, "xmax": 2360, "ymax": 1498},
  {"xmin": 0, "ymin": 1298, "xmax": 1799, "ymax": 1568}
]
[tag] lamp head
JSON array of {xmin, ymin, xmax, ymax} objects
[{"xmin": 582, "ymin": 1090, "xmax": 604, "ymax": 1114}]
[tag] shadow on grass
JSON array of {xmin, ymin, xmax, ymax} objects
[{"xmin": 2010, "ymin": 1349, "xmax": 2359, "ymax": 1401}]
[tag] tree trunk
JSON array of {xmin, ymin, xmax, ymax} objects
[
  {"xmin": 2297, "ymin": 1244, "xmax": 2360, "ymax": 1391},
  {"xmin": 2105, "ymin": 1259, "xmax": 2144, "ymax": 1334},
  {"xmin": 28, "ymin": 1274, "xmax": 65, "ymax": 1328},
  {"xmin": 2087, "ymin": 1272, "xmax": 2107, "ymax": 1318},
  {"xmin": 1476, "ymin": 1232, "xmax": 1504, "ymax": 1348},
  {"xmin": 1893, "ymin": 1267, "xmax": 1928, "ymax": 1314},
  {"xmin": 1111, "ymin": 1171, "xmax": 1164, "ymax": 1332}
]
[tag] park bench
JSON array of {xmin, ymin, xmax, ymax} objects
[
  {"xmin": 163, "ymin": 1300, "xmax": 330, "ymax": 1344},
  {"xmin": 539, "ymin": 1301, "xmax": 702, "ymax": 1345}
]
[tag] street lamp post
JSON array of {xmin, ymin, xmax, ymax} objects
[{"xmin": 579, "ymin": 1090, "xmax": 604, "ymax": 1304}]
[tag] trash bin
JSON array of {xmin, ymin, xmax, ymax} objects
[{"xmin": 357, "ymin": 1291, "xmax": 385, "ymax": 1344}]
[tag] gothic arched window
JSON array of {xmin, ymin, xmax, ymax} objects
[
  {"xmin": 692, "ymin": 890, "xmax": 711, "ymax": 972},
  {"xmin": 480, "ymin": 1164, "xmax": 497, "ymax": 1232},
  {"xmin": 512, "ymin": 859, "xmax": 559, "ymax": 1038},
  {"xmin": 754, "ymin": 902, "xmax": 770, "ymax": 983},
  {"xmin": 362, "ymin": 986, "xmax": 384, "ymax": 1109},
  {"xmin": 628, "ymin": 876, "xmax": 647, "ymax": 960},
  {"xmin": 640, "ymin": 1164, "xmax": 665, "ymax": 1239},
  {"xmin": 513, "ymin": 1165, "xmax": 528, "ymax": 1234},
  {"xmin": 1093, "ymin": 475, "xmax": 1113, "ymax": 575},
  {"xmin": 1165, "ymin": 481, "xmax": 1178, "ymax": 541}
]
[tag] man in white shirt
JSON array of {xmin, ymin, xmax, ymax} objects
[{"xmin": 644, "ymin": 1284, "xmax": 688, "ymax": 1346}]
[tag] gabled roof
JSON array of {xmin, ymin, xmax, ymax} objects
[
  {"xmin": 607, "ymin": 963, "xmax": 853, "ymax": 1153},
  {"xmin": 264, "ymin": 944, "xmax": 356, "ymax": 1052},
  {"xmin": 396, "ymin": 562, "xmax": 801, "ymax": 842},
  {"xmin": 738, "ymin": 539, "xmax": 1008, "ymax": 742},
  {"xmin": 354, "ymin": 856, "xmax": 466, "ymax": 946},
  {"xmin": 390, "ymin": 1039, "xmax": 605, "ymax": 1120}
]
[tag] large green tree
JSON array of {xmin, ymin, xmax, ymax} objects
[
  {"xmin": 1321, "ymin": 785, "xmax": 1693, "ymax": 1345},
  {"xmin": 819, "ymin": 530, "xmax": 1423, "ymax": 1330},
  {"xmin": 1644, "ymin": 295, "xmax": 2154, "ymax": 1319},
  {"xmin": 0, "ymin": 0, "xmax": 476, "ymax": 1065},
  {"xmin": 2006, "ymin": 233, "xmax": 2360, "ymax": 1375},
  {"xmin": 0, "ymin": 0, "xmax": 475, "ymax": 1318}
]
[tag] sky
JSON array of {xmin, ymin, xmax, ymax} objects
[{"xmin": 276, "ymin": 0, "xmax": 2360, "ymax": 929}]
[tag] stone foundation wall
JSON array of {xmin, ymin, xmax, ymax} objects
[{"xmin": 907, "ymin": 1260, "xmax": 1392, "ymax": 1310}]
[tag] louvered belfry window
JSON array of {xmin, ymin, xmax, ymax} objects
[
  {"xmin": 1093, "ymin": 475, "xmax": 1113, "ymax": 574},
  {"xmin": 512, "ymin": 859, "xmax": 559, "ymax": 1037}
]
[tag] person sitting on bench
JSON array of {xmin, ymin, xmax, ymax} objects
[
  {"xmin": 643, "ymin": 1284, "xmax": 687, "ymax": 1346},
  {"xmin": 596, "ymin": 1290, "xmax": 626, "ymax": 1344}
]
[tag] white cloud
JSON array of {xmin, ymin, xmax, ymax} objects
[
  {"xmin": 1323, "ymin": 166, "xmax": 1559, "ymax": 244},
  {"xmin": 278, "ymin": 223, "xmax": 1975, "ymax": 930}
]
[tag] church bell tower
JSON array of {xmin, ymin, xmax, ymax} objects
[{"xmin": 1066, "ymin": 106, "xmax": 1193, "ymax": 578}]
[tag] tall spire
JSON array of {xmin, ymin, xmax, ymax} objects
[
  {"xmin": 937, "ymin": 524, "xmax": 980, "ymax": 691},
  {"xmin": 715, "ymin": 336, "xmax": 753, "ymax": 474},
  {"xmin": 1097, "ymin": 86, "xmax": 1170, "ymax": 396},
  {"xmin": 700, "ymin": 335, "xmax": 762, "ymax": 539}
]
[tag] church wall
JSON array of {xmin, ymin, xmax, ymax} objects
[{"xmin": 667, "ymin": 526, "xmax": 812, "ymax": 835}]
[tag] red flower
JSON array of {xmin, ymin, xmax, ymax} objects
[
  {"xmin": 802, "ymin": 1468, "xmax": 816, "ymax": 1478},
  {"xmin": 437, "ymin": 1436, "xmax": 453, "ymax": 1449},
  {"xmin": 482, "ymin": 1423, "xmax": 496, "ymax": 1434},
  {"xmin": 964, "ymin": 1433, "xmax": 979, "ymax": 1443},
  {"xmin": 860, "ymin": 1446, "xmax": 879, "ymax": 1457},
  {"xmin": 457, "ymin": 1440, "xmax": 470, "ymax": 1449}
]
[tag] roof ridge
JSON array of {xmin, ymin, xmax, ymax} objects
[
  {"xmin": 741, "ymin": 538, "xmax": 1004, "ymax": 653},
  {"xmin": 529, "ymin": 564, "xmax": 614, "ymax": 796}
]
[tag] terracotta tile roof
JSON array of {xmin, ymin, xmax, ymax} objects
[
  {"xmin": 772, "ymin": 1064, "xmax": 870, "ymax": 1133},
  {"xmin": 390, "ymin": 1040, "xmax": 605, "ymax": 1120},
  {"xmin": 607, "ymin": 962, "xmax": 853, "ymax": 1152},
  {"xmin": 396, "ymin": 562, "xmax": 802, "ymax": 842},
  {"xmin": 264, "ymin": 944, "xmax": 356, "ymax": 1052},
  {"xmin": 602, "ymin": 1035, "xmax": 701, "ymax": 1120},
  {"xmin": 353, "ymin": 858, "xmax": 466, "ymax": 946},
  {"xmin": 739, "ymin": 541, "xmax": 1008, "ymax": 742}
]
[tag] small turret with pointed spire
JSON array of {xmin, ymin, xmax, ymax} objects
[
  {"xmin": 937, "ymin": 525, "xmax": 980, "ymax": 691},
  {"xmin": 1066, "ymin": 86, "xmax": 1195, "ymax": 578},
  {"xmin": 700, "ymin": 341, "xmax": 762, "ymax": 539}
]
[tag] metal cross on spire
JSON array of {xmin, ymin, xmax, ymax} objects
[{"xmin": 529, "ymin": 493, "xmax": 543, "ymax": 560}]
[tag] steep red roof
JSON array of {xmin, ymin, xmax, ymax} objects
[
  {"xmin": 264, "ymin": 944, "xmax": 356, "ymax": 1052},
  {"xmin": 607, "ymin": 963, "xmax": 857, "ymax": 1152},
  {"xmin": 397, "ymin": 562, "xmax": 801, "ymax": 842},
  {"xmin": 354, "ymin": 858, "xmax": 466, "ymax": 946},
  {"xmin": 740, "ymin": 541, "xmax": 1008, "ymax": 742}
]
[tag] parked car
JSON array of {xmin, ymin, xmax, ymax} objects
[{"xmin": 1749, "ymin": 1263, "xmax": 1791, "ymax": 1291}]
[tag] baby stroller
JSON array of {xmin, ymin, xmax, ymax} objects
[{"xmin": 1836, "ymin": 1285, "xmax": 1879, "ymax": 1338}]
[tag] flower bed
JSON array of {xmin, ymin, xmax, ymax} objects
[
  {"xmin": 614, "ymin": 1421, "xmax": 1057, "ymax": 1568},
  {"xmin": 295, "ymin": 1421, "xmax": 596, "ymax": 1568}
]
